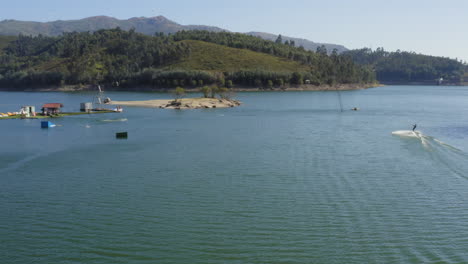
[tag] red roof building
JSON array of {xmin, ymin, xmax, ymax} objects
[
  {"xmin": 42, "ymin": 103, "xmax": 64, "ymax": 115},
  {"xmin": 42, "ymin": 103, "xmax": 64, "ymax": 109}
]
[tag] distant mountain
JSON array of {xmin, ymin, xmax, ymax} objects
[
  {"xmin": 247, "ymin": 32, "xmax": 348, "ymax": 54},
  {"xmin": 0, "ymin": 16, "xmax": 348, "ymax": 54},
  {"xmin": 0, "ymin": 16, "xmax": 226, "ymax": 36}
]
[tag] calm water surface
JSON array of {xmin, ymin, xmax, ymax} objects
[{"xmin": 1, "ymin": 85, "xmax": 468, "ymax": 263}]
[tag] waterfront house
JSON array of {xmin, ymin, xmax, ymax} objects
[{"xmin": 42, "ymin": 103, "xmax": 63, "ymax": 115}]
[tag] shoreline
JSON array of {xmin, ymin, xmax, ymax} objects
[{"xmin": 0, "ymin": 83, "xmax": 381, "ymax": 92}]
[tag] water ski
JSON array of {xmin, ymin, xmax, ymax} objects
[{"xmin": 392, "ymin": 130, "xmax": 420, "ymax": 138}]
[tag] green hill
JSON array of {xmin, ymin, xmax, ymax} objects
[
  {"xmin": 0, "ymin": 29, "xmax": 375, "ymax": 89},
  {"xmin": 169, "ymin": 40, "xmax": 310, "ymax": 72}
]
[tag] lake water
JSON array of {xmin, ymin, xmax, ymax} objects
[{"xmin": 1, "ymin": 85, "xmax": 468, "ymax": 263}]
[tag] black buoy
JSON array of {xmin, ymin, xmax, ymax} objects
[{"xmin": 116, "ymin": 132, "xmax": 128, "ymax": 139}]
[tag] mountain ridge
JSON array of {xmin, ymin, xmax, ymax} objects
[
  {"xmin": 0, "ymin": 15, "xmax": 226, "ymax": 36},
  {"xmin": 0, "ymin": 16, "xmax": 347, "ymax": 53}
]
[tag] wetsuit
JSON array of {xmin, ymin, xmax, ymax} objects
[{"xmin": 412, "ymin": 124, "xmax": 417, "ymax": 131}]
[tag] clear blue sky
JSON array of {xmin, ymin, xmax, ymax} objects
[{"xmin": 2, "ymin": 0, "xmax": 467, "ymax": 61}]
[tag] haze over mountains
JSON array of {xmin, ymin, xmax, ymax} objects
[
  {"xmin": 0, "ymin": 16, "xmax": 347, "ymax": 53},
  {"xmin": 246, "ymin": 32, "xmax": 347, "ymax": 54}
]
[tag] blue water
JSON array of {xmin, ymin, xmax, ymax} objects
[{"xmin": 1, "ymin": 86, "xmax": 468, "ymax": 263}]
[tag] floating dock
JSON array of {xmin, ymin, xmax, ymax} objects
[
  {"xmin": 116, "ymin": 132, "xmax": 128, "ymax": 139},
  {"xmin": 41, "ymin": 121, "xmax": 56, "ymax": 128},
  {"xmin": 0, "ymin": 110, "xmax": 117, "ymax": 120}
]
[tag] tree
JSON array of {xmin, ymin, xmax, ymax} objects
[
  {"xmin": 210, "ymin": 86, "xmax": 219, "ymax": 98},
  {"xmin": 218, "ymin": 87, "xmax": 229, "ymax": 99},
  {"xmin": 275, "ymin": 34, "xmax": 283, "ymax": 44},
  {"xmin": 173, "ymin": 86, "xmax": 185, "ymax": 102},
  {"xmin": 331, "ymin": 48, "xmax": 338, "ymax": 57},
  {"xmin": 276, "ymin": 78, "xmax": 284, "ymax": 87},
  {"xmin": 316, "ymin": 45, "xmax": 328, "ymax": 55},
  {"xmin": 292, "ymin": 72, "xmax": 303, "ymax": 85},
  {"xmin": 267, "ymin": 80, "xmax": 273, "ymax": 88},
  {"xmin": 201, "ymin": 86, "xmax": 211, "ymax": 98},
  {"xmin": 254, "ymin": 79, "xmax": 262, "ymax": 87}
]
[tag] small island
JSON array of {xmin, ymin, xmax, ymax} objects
[
  {"xmin": 110, "ymin": 86, "xmax": 241, "ymax": 109},
  {"xmin": 111, "ymin": 98, "xmax": 241, "ymax": 109}
]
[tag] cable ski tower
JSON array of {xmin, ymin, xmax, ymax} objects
[{"xmin": 93, "ymin": 85, "xmax": 112, "ymax": 110}]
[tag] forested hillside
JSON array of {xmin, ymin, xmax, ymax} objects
[
  {"xmin": 171, "ymin": 30, "xmax": 375, "ymax": 85},
  {"xmin": 0, "ymin": 35, "xmax": 16, "ymax": 55},
  {"xmin": 345, "ymin": 48, "xmax": 466, "ymax": 84},
  {"xmin": 0, "ymin": 29, "xmax": 376, "ymax": 89}
]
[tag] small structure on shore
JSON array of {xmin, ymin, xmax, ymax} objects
[
  {"xmin": 92, "ymin": 85, "xmax": 113, "ymax": 111},
  {"xmin": 20, "ymin": 106, "xmax": 36, "ymax": 117},
  {"xmin": 94, "ymin": 85, "xmax": 111, "ymax": 105},
  {"xmin": 80, "ymin": 102, "xmax": 93, "ymax": 112},
  {"xmin": 42, "ymin": 103, "xmax": 63, "ymax": 115}
]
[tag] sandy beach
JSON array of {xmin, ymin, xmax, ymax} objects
[{"xmin": 110, "ymin": 98, "xmax": 241, "ymax": 109}]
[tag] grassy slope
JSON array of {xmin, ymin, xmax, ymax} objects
[
  {"xmin": 1, "ymin": 38, "xmax": 311, "ymax": 74},
  {"xmin": 168, "ymin": 40, "xmax": 310, "ymax": 72},
  {"xmin": 0, "ymin": 35, "xmax": 16, "ymax": 55},
  {"xmin": 34, "ymin": 58, "xmax": 68, "ymax": 72}
]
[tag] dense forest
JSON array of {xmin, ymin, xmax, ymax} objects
[
  {"xmin": 0, "ymin": 29, "xmax": 376, "ymax": 89},
  {"xmin": 1, "ymin": 28, "xmax": 467, "ymax": 89},
  {"xmin": 345, "ymin": 48, "xmax": 467, "ymax": 84}
]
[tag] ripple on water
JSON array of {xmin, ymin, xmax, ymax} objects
[{"xmin": 2, "ymin": 88, "xmax": 468, "ymax": 263}]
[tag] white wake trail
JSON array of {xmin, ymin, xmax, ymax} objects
[{"xmin": 392, "ymin": 130, "xmax": 468, "ymax": 179}]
